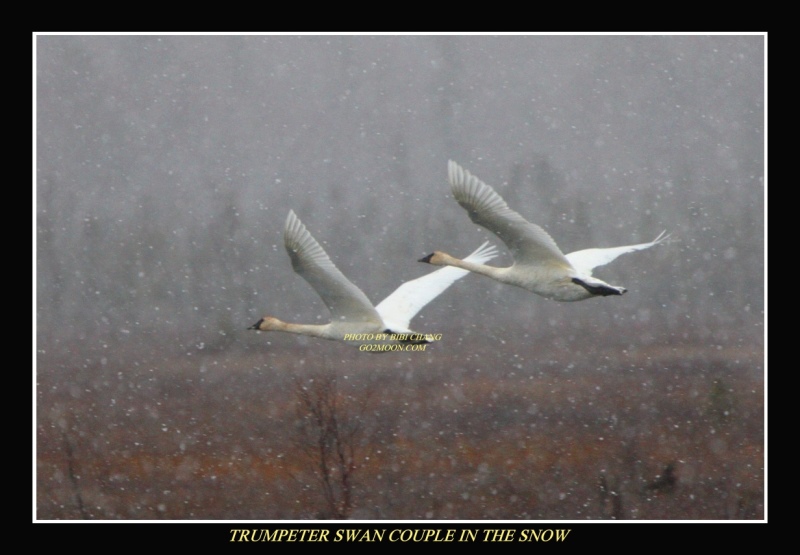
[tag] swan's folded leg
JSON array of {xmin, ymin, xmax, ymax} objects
[{"xmin": 571, "ymin": 277, "xmax": 627, "ymax": 297}]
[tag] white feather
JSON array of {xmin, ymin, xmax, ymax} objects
[
  {"xmin": 250, "ymin": 210, "xmax": 498, "ymax": 342},
  {"xmin": 419, "ymin": 161, "xmax": 669, "ymax": 302}
]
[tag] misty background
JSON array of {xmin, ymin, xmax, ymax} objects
[{"xmin": 35, "ymin": 34, "xmax": 765, "ymax": 520}]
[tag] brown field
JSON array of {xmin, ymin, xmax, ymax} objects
[{"xmin": 36, "ymin": 330, "xmax": 764, "ymax": 520}]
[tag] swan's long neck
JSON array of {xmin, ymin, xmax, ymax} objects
[
  {"xmin": 431, "ymin": 252, "xmax": 508, "ymax": 281},
  {"xmin": 253, "ymin": 317, "xmax": 333, "ymax": 340},
  {"xmin": 281, "ymin": 323, "xmax": 333, "ymax": 339}
]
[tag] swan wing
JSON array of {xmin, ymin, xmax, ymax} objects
[
  {"xmin": 284, "ymin": 210, "xmax": 383, "ymax": 325},
  {"xmin": 565, "ymin": 231, "xmax": 670, "ymax": 276},
  {"xmin": 448, "ymin": 160, "xmax": 571, "ymax": 269},
  {"xmin": 376, "ymin": 241, "xmax": 499, "ymax": 330}
]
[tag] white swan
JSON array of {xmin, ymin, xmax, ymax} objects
[
  {"xmin": 419, "ymin": 160, "xmax": 669, "ymax": 302},
  {"xmin": 249, "ymin": 210, "xmax": 498, "ymax": 343}
]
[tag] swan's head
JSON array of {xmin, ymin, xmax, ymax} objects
[
  {"xmin": 248, "ymin": 316, "xmax": 284, "ymax": 331},
  {"xmin": 418, "ymin": 251, "xmax": 448, "ymax": 266}
]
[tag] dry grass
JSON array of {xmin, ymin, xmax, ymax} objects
[{"xmin": 36, "ymin": 333, "xmax": 764, "ymax": 520}]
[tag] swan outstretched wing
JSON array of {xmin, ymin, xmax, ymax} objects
[
  {"xmin": 284, "ymin": 210, "xmax": 382, "ymax": 325},
  {"xmin": 565, "ymin": 231, "xmax": 670, "ymax": 276},
  {"xmin": 448, "ymin": 160, "xmax": 571, "ymax": 269},
  {"xmin": 375, "ymin": 241, "xmax": 499, "ymax": 330}
]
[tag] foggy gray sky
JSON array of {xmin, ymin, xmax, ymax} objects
[{"xmin": 35, "ymin": 34, "xmax": 764, "ymax": 354}]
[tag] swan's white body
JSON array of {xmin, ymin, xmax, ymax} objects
[
  {"xmin": 249, "ymin": 210, "xmax": 498, "ymax": 342},
  {"xmin": 419, "ymin": 160, "xmax": 668, "ymax": 302}
]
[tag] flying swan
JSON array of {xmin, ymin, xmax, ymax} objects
[
  {"xmin": 249, "ymin": 210, "xmax": 498, "ymax": 343},
  {"xmin": 419, "ymin": 160, "xmax": 669, "ymax": 302}
]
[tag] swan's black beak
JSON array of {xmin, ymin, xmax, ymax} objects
[
  {"xmin": 248, "ymin": 318, "xmax": 263, "ymax": 330},
  {"xmin": 418, "ymin": 253, "xmax": 434, "ymax": 264}
]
